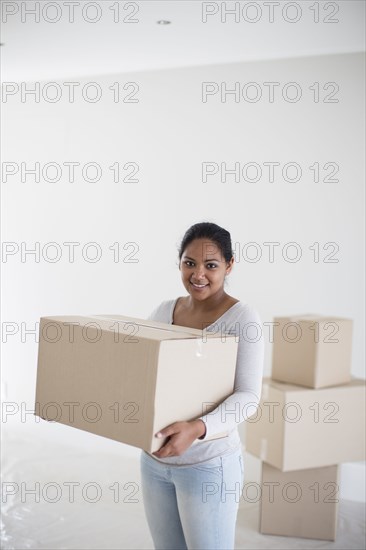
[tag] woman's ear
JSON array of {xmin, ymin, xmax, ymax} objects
[{"xmin": 226, "ymin": 256, "xmax": 235, "ymax": 275}]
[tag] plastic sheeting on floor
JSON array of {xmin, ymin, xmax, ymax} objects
[{"xmin": 2, "ymin": 433, "xmax": 365, "ymax": 550}]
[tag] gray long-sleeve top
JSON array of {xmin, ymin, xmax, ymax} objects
[{"xmin": 143, "ymin": 297, "xmax": 265, "ymax": 466}]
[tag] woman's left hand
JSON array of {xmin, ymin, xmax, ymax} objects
[{"xmin": 152, "ymin": 420, "xmax": 206, "ymax": 458}]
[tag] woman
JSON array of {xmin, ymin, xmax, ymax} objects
[{"xmin": 140, "ymin": 222, "xmax": 264, "ymax": 550}]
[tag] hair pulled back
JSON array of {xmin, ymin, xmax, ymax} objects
[{"xmin": 178, "ymin": 222, "xmax": 233, "ymax": 264}]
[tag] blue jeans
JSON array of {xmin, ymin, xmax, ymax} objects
[{"xmin": 140, "ymin": 447, "xmax": 244, "ymax": 550}]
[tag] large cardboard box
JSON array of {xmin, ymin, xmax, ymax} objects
[
  {"xmin": 34, "ymin": 315, "xmax": 238, "ymax": 453},
  {"xmin": 246, "ymin": 377, "xmax": 365, "ymax": 471},
  {"xmin": 272, "ymin": 315, "xmax": 353, "ymax": 388},
  {"xmin": 260, "ymin": 462, "xmax": 339, "ymax": 540}
]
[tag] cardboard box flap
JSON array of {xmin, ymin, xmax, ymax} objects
[
  {"xmin": 40, "ymin": 315, "xmax": 233, "ymax": 342},
  {"xmin": 91, "ymin": 314, "xmax": 226, "ymax": 337},
  {"xmin": 41, "ymin": 315, "xmax": 198, "ymax": 341},
  {"xmin": 91, "ymin": 314, "xmax": 234, "ymax": 340},
  {"xmin": 90, "ymin": 314, "xmax": 205, "ymax": 335}
]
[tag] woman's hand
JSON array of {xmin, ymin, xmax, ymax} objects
[{"xmin": 152, "ymin": 419, "xmax": 206, "ymax": 458}]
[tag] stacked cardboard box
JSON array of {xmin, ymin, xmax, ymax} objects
[{"xmin": 246, "ymin": 315, "xmax": 365, "ymax": 541}]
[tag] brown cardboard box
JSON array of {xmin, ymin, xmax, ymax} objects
[
  {"xmin": 246, "ymin": 377, "xmax": 365, "ymax": 471},
  {"xmin": 260, "ymin": 462, "xmax": 339, "ymax": 540},
  {"xmin": 34, "ymin": 315, "xmax": 238, "ymax": 453},
  {"xmin": 272, "ymin": 315, "xmax": 353, "ymax": 388}
]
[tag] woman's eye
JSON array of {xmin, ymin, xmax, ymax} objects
[{"xmin": 183, "ymin": 261, "xmax": 217, "ymax": 268}]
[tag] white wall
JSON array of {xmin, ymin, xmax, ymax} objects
[{"xmin": 2, "ymin": 53, "xmax": 365, "ymax": 493}]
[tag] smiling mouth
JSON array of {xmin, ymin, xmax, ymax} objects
[{"xmin": 190, "ymin": 282, "xmax": 209, "ymax": 289}]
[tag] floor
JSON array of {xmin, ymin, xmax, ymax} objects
[{"xmin": 2, "ymin": 433, "xmax": 365, "ymax": 550}]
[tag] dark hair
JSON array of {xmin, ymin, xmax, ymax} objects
[{"xmin": 178, "ymin": 222, "xmax": 233, "ymax": 264}]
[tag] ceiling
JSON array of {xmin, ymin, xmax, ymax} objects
[{"xmin": 1, "ymin": 0, "xmax": 365, "ymax": 82}]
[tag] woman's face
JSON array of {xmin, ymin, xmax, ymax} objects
[{"xmin": 179, "ymin": 238, "xmax": 233, "ymax": 301}]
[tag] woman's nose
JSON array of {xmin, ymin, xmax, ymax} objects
[{"xmin": 193, "ymin": 267, "xmax": 206, "ymax": 279}]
